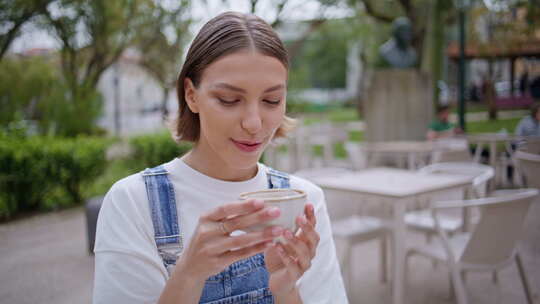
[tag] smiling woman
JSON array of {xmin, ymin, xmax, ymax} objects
[{"xmin": 92, "ymin": 11, "xmax": 347, "ymax": 304}]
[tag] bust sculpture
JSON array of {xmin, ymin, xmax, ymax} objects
[{"xmin": 378, "ymin": 17, "xmax": 418, "ymax": 68}]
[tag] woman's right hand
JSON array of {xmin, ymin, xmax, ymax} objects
[{"xmin": 173, "ymin": 198, "xmax": 283, "ymax": 281}]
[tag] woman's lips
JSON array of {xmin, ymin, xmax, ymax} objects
[{"xmin": 231, "ymin": 139, "xmax": 263, "ymax": 153}]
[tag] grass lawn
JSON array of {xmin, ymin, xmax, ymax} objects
[{"xmin": 466, "ymin": 117, "xmax": 521, "ymax": 134}]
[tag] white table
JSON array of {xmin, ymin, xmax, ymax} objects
[
  {"xmin": 362, "ymin": 141, "xmax": 448, "ymax": 170},
  {"xmin": 311, "ymin": 168, "xmax": 471, "ymax": 304}
]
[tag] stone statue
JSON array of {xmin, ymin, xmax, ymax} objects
[{"xmin": 378, "ymin": 17, "xmax": 417, "ymax": 68}]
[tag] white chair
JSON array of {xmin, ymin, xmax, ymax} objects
[
  {"xmin": 294, "ymin": 168, "xmax": 390, "ymax": 291},
  {"xmin": 519, "ymin": 138, "xmax": 540, "ymax": 155},
  {"xmin": 431, "ymin": 138, "xmax": 473, "ymax": 163},
  {"xmin": 405, "ymin": 189, "xmax": 539, "ymax": 304},
  {"xmin": 344, "ymin": 141, "xmax": 369, "ymax": 170},
  {"xmin": 294, "ymin": 123, "xmax": 349, "ymax": 170},
  {"xmin": 514, "ymin": 150, "xmax": 540, "ymax": 189},
  {"xmin": 406, "ymin": 163, "xmax": 494, "ymax": 240}
]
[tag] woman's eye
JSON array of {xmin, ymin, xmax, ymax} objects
[
  {"xmin": 218, "ymin": 98, "xmax": 239, "ymax": 106},
  {"xmin": 263, "ymin": 99, "xmax": 281, "ymax": 105}
]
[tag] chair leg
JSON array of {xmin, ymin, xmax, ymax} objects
[
  {"xmin": 450, "ymin": 267, "xmax": 468, "ymax": 304},
  {"xmin": 516, "ymin": 253, "xmax": 534, "ymax": 304},
  {"xmin": 336, "ymin": 239, "xmax": 352, "ymax": 293},
  {"xmin": 447, "ymin": 272, "xmax": 455, "ymax": 300},
  {"xmin": 492, "ymin": 271, "xmax": 498, "ymax": 284},
  {"xmin": 380, "ymin": 236, "xmax": 387, "ymax": 283}
]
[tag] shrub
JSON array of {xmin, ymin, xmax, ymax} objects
[
  {"xmin": 0, "ymin": 135, "xmax": 109, "ymax": 219},
  {"xmin": 0, "ymin": 57, "xmax": 103, "ymax": 137},
  {"xmin": 129, "ymin": 132, "xmax": 192, "ymax": 170}
]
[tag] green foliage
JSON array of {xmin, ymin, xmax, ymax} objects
[
  {"xmin": 129, "ymin": 132, "xmax": 192, "ymax": 170},
  {"xmin": 83, "ymin": 158, "xmax": 136, "ymax": 200},
  {"xmin": 288, "ymin": 18, "xmax": 373, "ymax": 90},
  {"xmin": 0, "ymin": 57, "xmax": 103, "ymax": 137},
  {"xmin": 0, "ymin": 135, "xmax": 110, "ymax": 219}
]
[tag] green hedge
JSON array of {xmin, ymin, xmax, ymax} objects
[
  {"xmin": 0, "ymin": 136, "xmax": 109, "ymax": 219},
  {"xmin": 130, "ymin": 132, "xmax": 192, "ymax": 170}
]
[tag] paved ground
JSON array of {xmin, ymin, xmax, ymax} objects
[
  {"xmin": 1, "ymin": 201, "xmax": 539, "ymax": 304},
  {"xmin": 0, "ymin": 207, "xmax": 94, "ymax": 304}
]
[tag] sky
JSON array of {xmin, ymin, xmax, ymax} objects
[{"xmin": 9, "ymin": 0, "xmax": 352, "ymax": 53}]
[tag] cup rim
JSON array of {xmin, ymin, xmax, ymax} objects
[{"xmin": 239, "ymin": 189, "xmax": 307, "ymax": 201}]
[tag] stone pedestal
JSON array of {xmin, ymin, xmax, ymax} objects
[{"xmin": 364, "ymin": 69, "xmax": 433, "ymax": 142}]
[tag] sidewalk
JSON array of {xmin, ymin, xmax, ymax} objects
[
  {"xmin": 1, "ymin": 203, "xmax": 538, "ymax": 304},
  {"xmin": 0, "ymin": 207, "xmax": 94, "ymax": 304}
]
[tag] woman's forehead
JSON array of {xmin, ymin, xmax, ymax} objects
[{"xmin": 199, "ymin": 51, "xmax": 287, "ymax": 90}]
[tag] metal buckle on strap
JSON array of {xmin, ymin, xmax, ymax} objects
[{"xmin": 141, "ymin": 170, "xmax": 169, "ymax": 176}]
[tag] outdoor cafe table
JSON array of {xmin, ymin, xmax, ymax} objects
[
  {"xmin": 311, "ymin": 168, "xmax": 471, "ymax": 304},
  {"xmin": 361, "ymin": 141, "xmax": 449, "ymax": 170}
]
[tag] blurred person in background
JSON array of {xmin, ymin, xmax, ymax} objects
[
  {"xmin": 427, "ymin": 105, "xmax": 462, "ymax": 140},
  {"xmin": 92, "ymin": 12, "xmax": 347, "ymax": 304},
  {"xmin": 515, "ymin": 103, "xmax": 540, "ymax": 137}
]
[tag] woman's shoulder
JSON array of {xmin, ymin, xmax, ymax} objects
[
  {"xmin": 101, "ymin": 171, "xmax": 148, "ymax": 214},
  {"xmin": 109, "ymin": 170, "xmax": 146, "ymax": 196}
]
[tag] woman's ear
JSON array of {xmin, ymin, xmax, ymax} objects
[{"xmin": 184, "ymin": 78, "xmax": 199, "ymax": 113}]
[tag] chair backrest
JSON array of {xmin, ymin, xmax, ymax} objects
[
  {"xmin": 344, "ymin": 141, "xmax": 368, "ymax": 170},
  {"xmin": 514, "ymin": 150, "xmax": 540, "ymax": 189},
  {"xmin": 431, "ymin": 149, "xmax": 473, "ymax": 163},
  {"xmin": 519, "ymin": 138, "xmax": 540, "ymax": 154},
  {"xmin": 431, "ymin": 139, "xmax": 472, "ymax": 163},
  {"xmin": 459, "ymin": 189, "xmax": 538, "ymax": 265},
  {"xmin": 419, "ymin": 162, "xmax": 494, "ymax": 197}
]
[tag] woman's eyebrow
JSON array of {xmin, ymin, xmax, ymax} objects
[{"xmin": 213, "ymin": 83, "xmax": 285, "ymax": 93}]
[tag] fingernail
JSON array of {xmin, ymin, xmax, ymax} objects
[
  {"xmin": 253, "ymin": 199, "xmax": 264, "ymax": 208},
  {"xmin": 285, "ymin": 230, "xmax": 293, "ymax": 239},
  {"xmin": 268, "ymin": 207, "xmax": 280, "ymax": 217},
  {"xmin": 272, "ymin": 226, "xmax": 283, "ymax": 236}
]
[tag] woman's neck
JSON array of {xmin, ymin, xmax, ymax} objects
[{"xmin": 181, "ymin": 144, "xmax": 258, "ymax": 182}]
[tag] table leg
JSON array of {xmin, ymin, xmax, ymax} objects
[
  {"xmin": 392, "ymin": 200, "xmax": 407, "ymax": 304},
  {"xmin": 407, "ymin": 153, "xmax": 415, "ymax": 170},
  {"xmin": 489, "ymin": 141, "xmax": 497, "ymax": 190}
]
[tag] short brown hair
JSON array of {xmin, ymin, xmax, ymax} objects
[{"xmin": 173, "ymin": 12, "xmax": 295, "ymax": 142}]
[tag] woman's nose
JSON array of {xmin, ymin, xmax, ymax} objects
[{"xmin": 241, "ymin": 104, "xmax": 262, "ymax": 134}]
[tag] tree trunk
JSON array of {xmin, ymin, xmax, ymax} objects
[
  {"xmin": 487, "ymin": 60, "xmax": 497, "ymax": 120},
  {"xmin": 431, "ymin": 0, "xmax": 445, "ymax": 107},
  {"xmin": 161, "ymin": 87, "xmax": 169, "ymax": 121}
]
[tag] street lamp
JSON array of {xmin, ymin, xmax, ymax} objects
[{"xmin": 454, "ymin": 0, "xmax": 472, "ymax": 132}]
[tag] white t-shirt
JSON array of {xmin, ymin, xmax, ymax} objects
[{"xmin": 93, "ymin": 158, "xmax": 348, "ymax": 304}]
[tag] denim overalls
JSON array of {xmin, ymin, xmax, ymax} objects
[{"xmin": 141, "ymin": 165, "xmax": 291, "ymax": 304}]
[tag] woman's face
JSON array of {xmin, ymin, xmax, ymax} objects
[{"xmin": 185, "ymin": 50, "xmax": 287, "ymax": 170}]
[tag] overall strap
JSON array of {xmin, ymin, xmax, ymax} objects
[
  {"xmin": 266, "ymin": 167, "xmax": 290, "ymax": 189},
  {"xmin": 141, "ymin": 165, "xmax": 183, "ymax": 250}
]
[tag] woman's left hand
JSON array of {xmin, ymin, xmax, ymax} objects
[{"xmin": 264, "ymin": 203, "xmax": 319, "ymax": 299}]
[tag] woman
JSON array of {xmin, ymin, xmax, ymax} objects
[{"xmin": 93, "ymin": 12, "xmax": 347, "ymax": 304}]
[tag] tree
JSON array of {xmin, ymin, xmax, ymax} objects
[
  {"xmin": 42, "ymin": 0, "xmax": 157, "ymax": 102},
  {"xmin": 135, "ymin": 0, "xmax": 191, "ymax": 120},
  {"xmin": 0, "ymin": 0, "xmax": 53, "ymax": 60},
  {"xmin": 0, "ymin": 56, "xmax": 102, "ymax": 136}
]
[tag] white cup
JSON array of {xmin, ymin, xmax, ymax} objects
[{"xmin": 239, "ymin": 189, "xmax": 307, "ymax": 241}]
